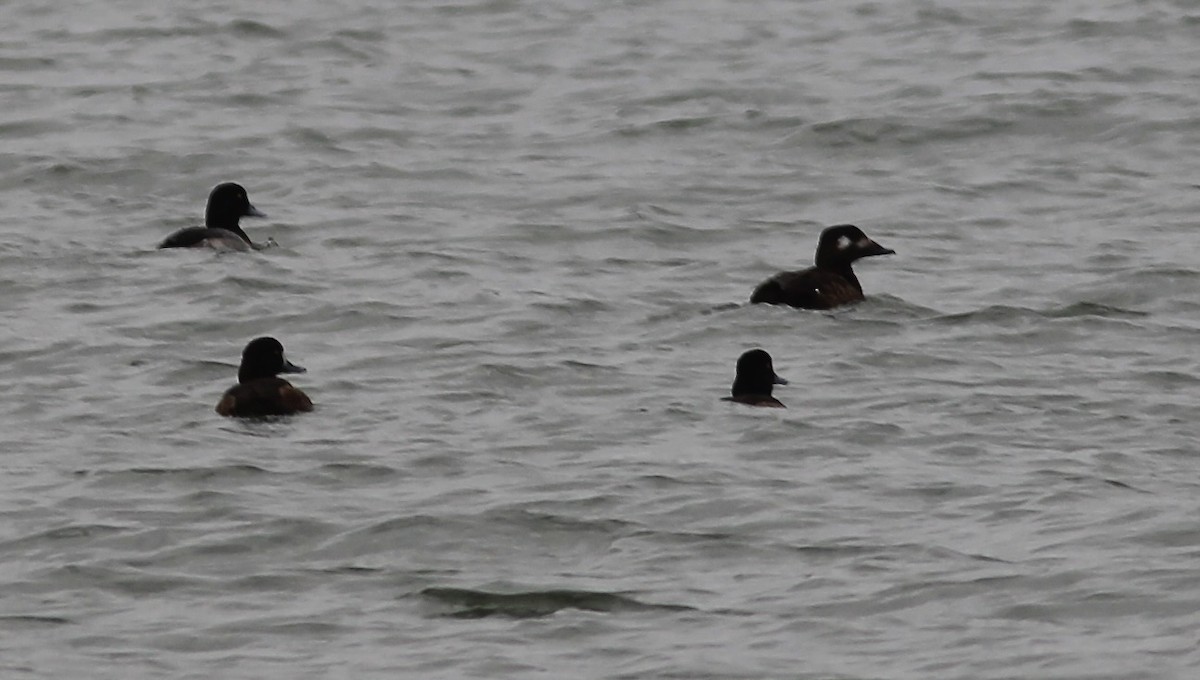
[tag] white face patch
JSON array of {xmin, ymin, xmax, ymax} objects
[
  {"xmin": 837, "ymin": 236, "xmax": 852, "ymax": 250},
  {"xmin": 857, "ymin": 238, "xmax": 871, "ymax": 248}
]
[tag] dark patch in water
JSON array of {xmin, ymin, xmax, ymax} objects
[
  {"xmin": 0, "ymin": 615, "xmax": 72, "ymax": 627},
  {"xmin": 420, "ymin": 587, "xmax": 693, "ymax": 619},
  {"xmin": 932, "ymin": 301, "xmax": 1146, "ymax": 326},
  {"xmin": 1042, "ymin": 301, "xmax": 1147, "ymax": 319}
]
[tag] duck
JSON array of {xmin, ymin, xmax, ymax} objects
[
  {"xmin": 215, "ymin": 337, "xmax": 313, "ymax": 417},
  {"xmin": 159, "ymin": 183, "xmax": 271, "ymax": 251},
  {"xmin": 750, "ymin": 224, "xmax": 894, "ymax": 309},
  {"xmin": 722, "ymin": 349, "xmax": 788, "ymax": 408}
]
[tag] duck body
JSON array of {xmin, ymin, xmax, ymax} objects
[
  {"xmin": 723, "ymin": 392, "xmax": 786, "ymax": 408},
  {"xmin": 216, "ymin": 377, "xmax": 314, "ymax": 417},
  {"xmin": 160, "ymin": 226, "xmax": 254, "ymax": 251},
  {"xmin": 750, "ymin": 266, "xmax": 866, "ymax": 310}
]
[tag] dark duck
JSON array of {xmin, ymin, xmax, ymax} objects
[
  {"xmin": 215, "ymin": 337, "xmax": 313, "ymax": 417},
  {"xmin": 159, "ymin": 182, "xmax": 271, "ymax": 251},
  {"xmin": 750, "ymin": 224, "xmax": 894, "ymax": 309},
  {"xmin": 723, "ymin": 349, "xmax": 788, "ymax": 408}
]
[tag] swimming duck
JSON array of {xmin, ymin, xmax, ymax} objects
[
  {"xmin": 723, "ymin": 348, "xmax": 788, "ymax": 408},
  {"xmin": 159, "ymin": 183, "xmax": 270, "ymax": 251},
  {"xmin": 215, "ymin": 337, "xmax": 313, "ymax": 417},
  {"xmin": 750, "ymin": 224, "xmax": 894, "ymax": 309}
]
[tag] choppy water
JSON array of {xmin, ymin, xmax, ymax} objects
[{"xmin": 2, "ymin": 0, "xmax": 1200, "ymax": 678}]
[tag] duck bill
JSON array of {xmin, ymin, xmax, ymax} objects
[
  {"xmin": 244, "ymin": 203, "xmax": 268, "ymax": 219},
  {"xmin": 862, "ymin": 239, "xmax": 895, "ymax": 257},
  {"xmin": 773, "ymin": 374, "xmax": 789, "ymax": 385},
  {"xmin": 280, "ymin": 357, "xmax": 307, "ymax": 374}
]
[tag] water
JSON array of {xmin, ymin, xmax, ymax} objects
[{"xmin": 2, "ymin": 0, "xmax": 1199, "ymax": 677}]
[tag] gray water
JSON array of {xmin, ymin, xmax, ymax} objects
[{"xmin": 2, "ymin": 0, "xmax": 1199, "ymax": 677}]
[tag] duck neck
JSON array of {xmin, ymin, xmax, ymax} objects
[
  {"xmin": 731, "ymin": 376, "xmax": 771, "ymax": 397},
  {"xmin": 206, "ymin": 210, "xmax": 252, "ymax": 243},
  {"xmin": 238, "ymin": 367, "xmax": 271, "ymax": 383},
  {"xmin": 816, "ymin": 256, "xmax": 862, "ymax": 292}
]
